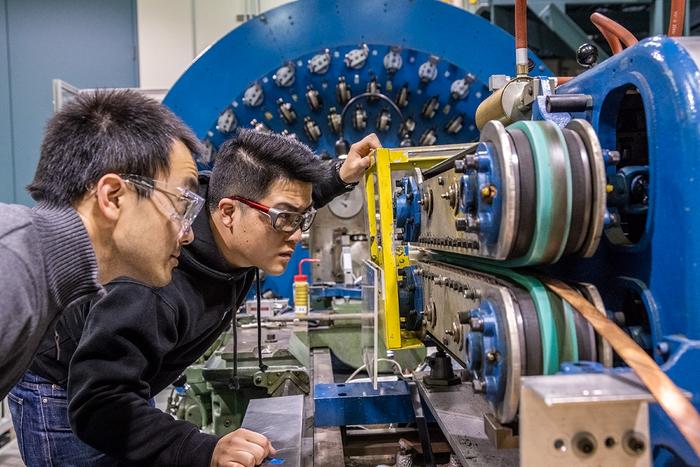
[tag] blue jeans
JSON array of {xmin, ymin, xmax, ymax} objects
[{"xmin": 8, "ymin": 371, "xmax": 116, "ymax": 467}]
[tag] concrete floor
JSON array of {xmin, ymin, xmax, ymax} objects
[{"xmin": 0, "ymin": 438, "xmax": 24, "ymax": 467}]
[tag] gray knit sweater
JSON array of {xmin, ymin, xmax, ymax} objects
[{"xmin": 0, "ymin": 202, "xmax": 102, "ymax": 397}]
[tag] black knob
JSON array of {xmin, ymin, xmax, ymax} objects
[
  {"xmin": 455, "ymin": 218, "xmax": 467, "ymax": 231},
  {"xmin": 335, "ymin": 139, "xmax": 349, "ymax": 156},
  {"xmin": 576, "ymin": 43, "xmax": 599, "ymax": 69}
]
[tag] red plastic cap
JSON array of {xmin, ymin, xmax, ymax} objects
[{"xmin": 294, "ymin": 274, "xmax": 308, "ymax": 282}]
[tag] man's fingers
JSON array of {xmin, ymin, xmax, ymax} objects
[
  {"xmin": 238, "ymin": 428, "xmax": 269, "ymax": 447},
  {"xmin": 225, "ymin": 450, "xmax": 255, "ymax": 467},
  {"xmin": 352, "ymin": 133, "xmax": 382, "ymax": 155},
  {"xmin": 367, "ymin": 132, "xmax": 382, "ymax": 149}
]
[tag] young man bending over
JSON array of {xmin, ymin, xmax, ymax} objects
[{"xmin": 16, "ymin": 129, "xmax": 380, "ymax": 466}]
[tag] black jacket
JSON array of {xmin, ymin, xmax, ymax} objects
[{"xmin": 29, "ymin": 165, "xmax": 351, "ymax": 466}]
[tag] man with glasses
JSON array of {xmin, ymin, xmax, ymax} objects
[
  {"xmin": 0, "ymin": 89, "xmax": 204, "ymax": 403},
  {"xmin": 17, "ymin": 128, "xmax": 380, "ymax": 466}
]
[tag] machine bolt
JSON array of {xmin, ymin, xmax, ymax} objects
[
  {"xmin": 486, "ymin": 351, "xmax": 498, "ymax": 362},
  {"xmin": 454, "ymin": 159, "xmax": 466, "ymax": 173},
  {"xmin": 455, "ymin": 217, "xmax": 467, "ymax": 231},
  {"xmin": 470, "ymin": 317, "xmax": 484, "ymax": 332},
  {"xmin": 604, "ymin": 149, "xmax": 621, "ymax": 165},
  {"xmin": 480, "ymin": 185, "xmax": 497, "ymax": 202},
  {"xmin": 465, "ymin": 154, "xmax": 478, "ymax": 171},
  {"xmin": 464, "ymin": 288, "xmax": 481, "ymax": 300},
  {"xmin": 472, "ymin": 379, "xmax": 486, "ymax": 393},
  {"xmin": 437, "ymin": 176, "xmax": 444, "ymax": 185},
  {"xmin": 655, "ymin": 342, "xmax": 669, "ymax": 356},
  {"xmin": 466, "ymin": 215, "xmax": 480, "ymax": 231}
]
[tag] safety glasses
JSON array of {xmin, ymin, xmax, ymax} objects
[
  {"xmin": 230, "ymin": 195, "xmax": 317, "ymax": 233},
  {"xmin": 120, "ymin": 174, "xmax": 204, "ymax": 239}
]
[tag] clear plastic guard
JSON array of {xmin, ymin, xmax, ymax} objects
[{"xmin": 361, "ymin": 259, "xmax": 381, "ymax": 389}]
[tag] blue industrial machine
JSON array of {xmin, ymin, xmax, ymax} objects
[
  {"xmin": 163, "ymin": 0, "xmax": 546, "ymax": 301},
  {"xmin": 163, "ymin": 0, "xmax": 700, "ymax": 465},
  {"xmin": 384, "ymin": 35, "xmax": 700, "ymax": 466}
]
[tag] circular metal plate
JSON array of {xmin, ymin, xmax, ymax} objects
[
  {"xmin": 479, "ymin": 120, "xmax": 518, "ymax": 260},
  {"xmin": 575, "ymin": 282, "xmax": 613, "ymax": 367},
  {"xmin": 549, "ymin": 291, "xmax": 580, "ymax": 363},
  {"xmin": 571, "ymin": 292, "xmax": 597, "ymax": 362},
  {"xmin": 505, "ymin": 128, "xmax": 536, "ymax": 259},
  {"xmin": 538, "ymin": 122, "xmax": 572, "ymax": 264},
  {"xmin": 566, "ymin": 119, "xmax": 606, "ymax": 257},
  {"xmin": 511, "ymin": 285, "xmax": 543, "ymax": 376},
  {"xmin": 492, "ymin": 287, "xmax": 522, "ymax": 424},
  {"xmin": 561, "ymin": 128, "xmax": 592, "ymax": 256},
  {"xmin": 505, "ymin": 120, "xmax": 571, "ymax": 265}
]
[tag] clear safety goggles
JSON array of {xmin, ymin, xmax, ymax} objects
[{"xmin": 121, "ymin": 174, "xmax": 204, "ymax": 239}]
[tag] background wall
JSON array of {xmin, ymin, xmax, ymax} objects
[
  {"xmin": 0, "ymin": 0, "xmax": 139, "ymax": 205},
  {"xmin": 0, "ymin": 0, "xmax": 290, "ymax": 205},
  {"xmin": 137, "ymin": 0, "xmax": 289, "ymax": 90}
]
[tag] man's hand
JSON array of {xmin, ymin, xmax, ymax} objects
[
  {"xmin": 210, "ymin": 428, "xmax": 275, "ymax": 467},
  {"xmin": 339, "ymin": 133, "xmax": 382, "ymax": 184}
]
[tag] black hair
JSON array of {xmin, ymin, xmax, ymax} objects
[
  {"xmin": 27, "ymin": 89, "xmax": 202, "ymax": 205},
  {"xmin": 208, "ymin": 129, "xmax": 325, "ymax": 211}
]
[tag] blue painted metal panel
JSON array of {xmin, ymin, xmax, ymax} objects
[
  {"xmin": 550, "ymin": 37, "xmax": 700, "ymax": 466},
  {"xmin": 0, "ymin": 0, "xmax": 14, "ymax": 203},
  {"xmin": 5, "ymin": 0, "xmax": 139, "ymax": 205},
  {"xmin": 314, "ymin": 381, "xmax": 414, "ymax": 427},
  {"xmin": 164, "ymin": 0, "xmax": 550, "ymax": 157},
  {"xmin": 557, "ymin": 37, "xmax": 700, "ymax": 342}
]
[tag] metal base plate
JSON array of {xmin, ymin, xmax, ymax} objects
[{"xmin": 414, "ymin": 372, "xmax": 518, "ymax": 466}]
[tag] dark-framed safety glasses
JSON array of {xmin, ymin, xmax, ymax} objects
[
  {"xmin": 120, "ymin": 174, "xmax": 204, "ymax": 239},
  {"xmin": 230, "ymin": 195, "xmax": 317, "ymax": 233}
]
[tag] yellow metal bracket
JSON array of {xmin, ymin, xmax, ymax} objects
[{"xmin": 364, "ymin": 146, "xmax": 452, "ymax": 349}]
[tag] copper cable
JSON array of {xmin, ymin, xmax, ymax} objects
[
  {"xmin": 515, "ymin": 0, "xmax": 528, "ymax": 50},
  {"xmin": 514, "ymin": 0, "xmax": 529, "ymax": 75},
  {"xmin": 540, "ymin": 276, "xmax": 700, "ymax": 459},
  {"xmin": 591, "ymin": 12, "xmax": 637, "ymax": 54},
  {"xmin": 597, "ymin": 22, "xmax": 624, "ymax": 54},
  {"xmin": 668, "ymin": 0, "xmax": 686, "ymax": 36}
]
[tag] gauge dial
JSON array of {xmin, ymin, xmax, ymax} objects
[{"xmin": 327, "ymin": 186, "xmax": 364, "ymax": 219}]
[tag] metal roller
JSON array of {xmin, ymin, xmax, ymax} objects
[
  {"xmin": 417, "ymin": 256, "xmax": 609, "ymax": 424},
  {"xmin": 566, "ymin": 119, "xmax": 606, "ymax": 258}
]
